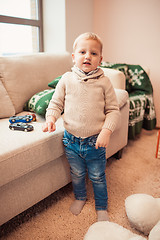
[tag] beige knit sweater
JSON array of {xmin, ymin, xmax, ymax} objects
[{"xmin": 46, "ymin": 66, "xmax": 120, "ymax": 138}]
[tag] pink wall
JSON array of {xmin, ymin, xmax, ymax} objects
[{"xmin": 94, "ymin": 0, "xmax": 160, "ymax": 127}]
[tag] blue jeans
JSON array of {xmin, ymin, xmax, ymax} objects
[{"xmin": 63, "ymin": 130, "xmax": 108, "ymax": 210}]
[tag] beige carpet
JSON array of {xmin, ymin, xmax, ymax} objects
[{"xmin": 0, "ymin": 129, "xmax": 160, "ymax": 240}]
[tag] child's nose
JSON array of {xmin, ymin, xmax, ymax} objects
[{"xmin": 85, "ymin": 52, "xmax": 91, "ymax": 59}]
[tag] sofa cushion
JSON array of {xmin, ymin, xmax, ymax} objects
[
  {"xmin": 0, "ymin": 80, "xmax": 15, "ymax": 118},
  {"xmin": 48, "ymin": 75, "xmax": 62, "ymax": 88},
  {"xmin": 0, "ymin": 53, "xmax": 72, "ymax": 114},
  {"xmin": 24, "ymin": 89, "xmax": 55, "ymax": 116},
  {"xmin": 0, "ymin": 114, "xmax": 65, "ymax": 187}
]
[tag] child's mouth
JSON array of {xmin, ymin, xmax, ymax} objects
[{"xmin": 83, "ymin": 62, "xmax": 91, "ymax": 65}]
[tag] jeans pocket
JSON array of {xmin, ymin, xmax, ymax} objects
[
  {"xmin": 62, "ymin": 137, "xmax": 70, "ymax": 147},
  {"xmin": 88, "ymin": 135, "xmax": 98, "ymax": 147}
]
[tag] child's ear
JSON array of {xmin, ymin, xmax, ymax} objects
[
  {"xmin": 99, "ymin": 56, "xmax": 103, "ymax": 66},
  {"xmin": 72, "ymin": 53, "xmax": 75, "ymax": 64}
]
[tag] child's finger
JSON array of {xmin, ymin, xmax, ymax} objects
[
  {"xmin": 95, "ymin": 141, "xmax": 99, "ymax": 149},
  {"xmin": 42, "ymin": 122, "xmax": 56, "ymax": 133},
  {"xmin": 51, "ymin": 124, "xmax": 56, "ymax": 132},
  {"xmin": 48, "ymin": 122, "xmax": 53, "ymax": 133}
]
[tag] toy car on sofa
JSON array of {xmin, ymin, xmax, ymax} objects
[
  {"xmin": 9, "ymin": 115, "xmax": 34, "ymax": 123},
  {"xmin": 29, "ymin": 113, "xmax": 36, "ymax": 121},
  {"xmin": 9, "ymin": 123, "xmax": 34, "ymax": 132}
]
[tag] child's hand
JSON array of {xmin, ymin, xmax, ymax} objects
[
  {"xmin": 95, "ymin": 128, "xmax": 112, "ymax": 149},
  {"xmin": 42, "ymin": 116, "xmax": 56, "ymax": 133}
]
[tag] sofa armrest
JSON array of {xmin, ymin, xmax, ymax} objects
[
  {"xmin": 100, "ymin": 67, "xmax": 126, "ymax": 90},
  {"xmin": 114, "ymin": 89, "xmax": 129, "ymax": 109}
]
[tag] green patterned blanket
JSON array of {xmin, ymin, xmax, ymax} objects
[{"xmin": 101, "ymin": 62, "xmax": 156, "ymax": 139}]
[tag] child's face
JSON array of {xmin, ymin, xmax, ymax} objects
[{"xmin": 72, "ymin": 38, "xmax": 102, "ymax": 73}]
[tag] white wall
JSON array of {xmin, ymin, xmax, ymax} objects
[
  {"xmin": 65, "ymin": 0, "xmax": 94, "ymax": 53},
  {"xmin": 94, "ymin": 0, "xmax": 160, "ymax": 127},
  {"xmin": 43, "ymin": 0, "xmax": 66, "ymax": 52}
]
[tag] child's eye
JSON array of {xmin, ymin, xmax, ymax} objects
[
  {"xmin": 80, "ymin": 51, "xmax": 85, "ymax": 54},
  {"xmin": 92, "ymin": 52, "xmax": 97, "ymax": 56}
]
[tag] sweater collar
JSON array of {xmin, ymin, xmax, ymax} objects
[{"xmin": 72, "ymin": 65, "xmax": 104, "ymax": 82}]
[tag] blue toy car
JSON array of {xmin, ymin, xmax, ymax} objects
[
  {"xmin": 9, "ymin": 115, "xmax": 33, "ymax": 123},
  {"xmin": 9, "ymin": 122, "xmax": 34, "ymax": 132}
]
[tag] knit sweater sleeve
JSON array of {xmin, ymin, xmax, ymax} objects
[
  {"xmin": 45, "ymin": 74, "xmax": 66, "ymax": 120},
  {"xmin": 102, "ymin": 77, "xmax": 121, "ymax": 132}
]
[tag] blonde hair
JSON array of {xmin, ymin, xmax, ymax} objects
[{"xmin": 73, "ymin": 32, "xmax": 103, "ymax": 53}]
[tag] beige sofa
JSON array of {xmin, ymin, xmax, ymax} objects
[{"xmin": 0, "ymin": 52, "xmax": 129, "ymax": 226}]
